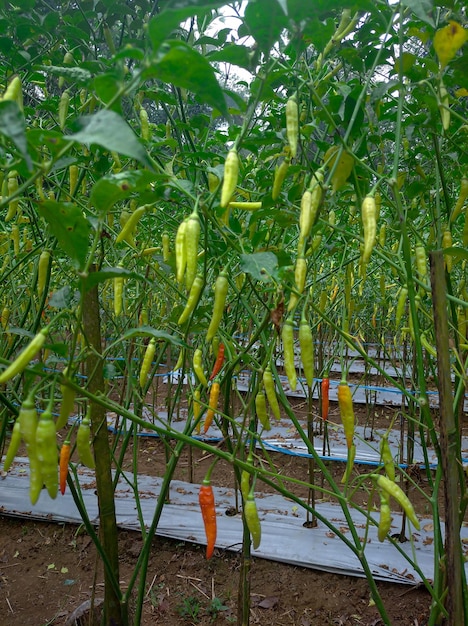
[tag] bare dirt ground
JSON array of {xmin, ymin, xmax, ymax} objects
[{"xmin": 0, "ymin": 393, "xmax": 445, "ymax": 625}]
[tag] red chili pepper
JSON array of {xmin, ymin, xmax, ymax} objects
[
  {"xmin": 59, "ymin": 440, "xmax": 71, "ymax": 495},
  {"xmin": 321, "ymin": 377, "xmax": 329, "ymax": 421},
  {"xmin": 199, "ymin": 477, "xmax": 217, "ymax": 558},
  {"xmin": 209, "ymin": 343, "xmax": 225, "ymax": 380}
]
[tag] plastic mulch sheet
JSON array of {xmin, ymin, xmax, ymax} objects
[{"xmin": 2, "ymin": 458, "xmax": 467, "ymax": 586}]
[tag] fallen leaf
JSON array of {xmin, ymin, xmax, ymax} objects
[{"xmin": 258, "ymin": 596, "xmax": 278, "ymax": 609}]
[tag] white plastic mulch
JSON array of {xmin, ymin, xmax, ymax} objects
[{"xmin": 2, "ymin": 458, "xmax": 468, "ymax": 587}]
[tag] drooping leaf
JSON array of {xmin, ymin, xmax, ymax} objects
[
  {"xmin": 401, "ymin": 0, "xmax": 434, "ymax": 27},
  {"xmin": 207, "ymin": 45, "xmax": 254, "ymax": 71},
  {"xmin": 37, "ymin": 65, "xmax": 93, "ymax": 85},
  {"xmin": 148, "ymin": 1, "xmax": 227, "ymax": 51},
  {"xmin": 37, "ymin": 200, "xmax": 91, "ymax": 271},
  {"xmin": 243, "ymin": 0, "xmax": 287, "ymax": 54},
  {"xmin": 65, "ymin": 110, "xmax": 154, "ymax": 169},
  {"xmin": 144, "ymin": 40, "xmax": 228, "ymax": 117},
  {"xmin": 90, "ymin": 170, "xmax": 161, "ymax": 215},
  {"xmin": 119, "ymin": 326, "xmax": 185, "ymax": 346},
  {"xmin": 81, "ymin": 266, "xmax": 144, "ymax": 292},
  {"xmin": 240, "ymin": 252, "xmax": 279, "ymax": 282},
  {"xmin": 48, "ymin": 286, "xmax": 80, "ymax": 309},
  {"xmin": 0, "ymin": 101, "xmax": 32, "ymax": 169}
]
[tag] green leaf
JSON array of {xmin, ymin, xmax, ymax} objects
[
  {"xmin": 81, "ymin": 266, "xmax": 145, "ymax": 292},
  {"xmin": 37, "ymin": 65, "xmax": 93, "ymax": 85},
  {"xmin": 93, "ymin": 73, "xmax": 123, "ymax": 114},
  {"xmin": 207, "ymin": 45, "xmax": 253, "ymax": 71},
  {"xmin": 443, "ymin": 247, "xmax": 468, "ymax": 262},
  {"xmin": 244, "ymin": 0, "xmax": 288, "ymax": 53},
  {"xmin": 48, "ymin": 286, "xmax": 80, "ymax": 309},
  {"xmin": 65, "ymin": 110, "xmax": 154, "ymax": 169},
  {"xmin": 90, "ymin": 170, "xmax": 160, "ymax": 215},
  {"xmin": 401, "ymin": 0, "xmax": 434, "ymax": 27},
  {"xmin": 240, "ymin": 252, "xmax": 279, "ymax": 282},
  {"xmin": 119, "ymin": 326, "xmax": 185, "ymax": 346},
  {"xmin": 144, "ymin": 40, "xmax": 228, "ymax": 117},
  {"xmin": 148, "ymin": 1, "xmax": 227, "ymax": 51},
  {"xmin": 37, "ymin": 201, "xmax": 91, "ymax": 271},
  {"xmin": 0, "ymin": 101, "xmax": 32, "ymax": 170}
]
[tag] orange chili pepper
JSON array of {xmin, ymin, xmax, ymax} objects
[
  {"xmin": 321, "ymin": 377, "xmax": 329, "ymax": 420},
  {"xmin": 199, "ymin": 476, "xmax": 217, "ymax": 558},
  {"xmin": 59, "ymin": 440, "xmax": 71, "ymax": 495},
  {"xmin": 209, "ymin": 343, "xmax": 225, "ymax": 380},
  {"xmin": 204, "ymin": 382, "xmax": 220, "ymax": 434}
]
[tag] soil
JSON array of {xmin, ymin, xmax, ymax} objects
[{"xmin": 0, "ymin": 393, "xmax": 447, "ymax": 626}]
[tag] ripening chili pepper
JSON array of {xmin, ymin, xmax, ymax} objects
[
  {"xmin": 451, "ymin": 176, "xmax": 468, "ymax": 222},
  {"xmin": 209, "ymin": 343, "xmax": 225, "ymax": 380},
  {"xmin": 415, "ymin": 244, "xmax": 427, "ymax": 280},
  {"xmin": 77, "ymin": 409, "xmax": 95, "ymax": 469},
  {"xmin": 37, "ymin": 250, "xmax": 51, "ymax": 298},
  {"xmin": 395, "ymin": 286, "xmax": 408, "ymax": 328},
  {"xmin": 116, "ymin": 204, "xmax": 148, "ymax": 244},
  {"xmin": 11, "ymin": 224, "xmax": 20, "ymax": 256},
  {"xmin": 3, "ymin": 75, "xmax": 22, "ymax": 105},
  {"xmin": 282, "ymin": 315, "xmax": 297, "ymax": 391},
  {"xmin": 162, "ymin": 232, "xmax": 170, "ymax": 262},
  {"xmin": 139, "ymin": 338, "xmax": 156, "ymax": 388},
  {"xmin": 208, "ymin": 171, "xmax": 219, "ymax": 194},
  {"xmin": 175, "ymin": 218, "xmax": 188, "ymax": 284},
  {"xmin": 178, "ymin": 276, "xmax": 204, "ymax": 326},
  {"xmin": 321, "ymin": 377, "xmax": 329, "ymax": 421},
  {"xmin": 1, "ymin": 305, "xmax": 10, "ymax": 330},
  {"xmin": 220, "ymin": 148, "xmax": 239, "ymax": 208},
  {"xmin": 442, "ymin": 228, "xmax": 453, "ymax": 273},
  {"xmin": 192, "ymin": 388, "xmax": 202, "ymax": 433},
  {"xmin": 324, "ymin": 146, "xmax": 354, "ymax": 193},
  {"xmin": 6, "ymin": 171, "xmax": 19, "ymax": 222},
  {"xmin": 241, "ymin": 470, "xmax": 251, "ymax": 503},
  {"xmin": 244, "ymin": 487, "xmax": 262, "ymax": 549},
  {"xmin": 228, "ymin": 201, "xmax": 262, "ymax": 211},
  {"xmin": 255, "ymin": 390, "xmax": 271, "ymax": 431},
  {"xmin": 199, "ymin": 474, "xmax": 217, "ymax": 559},
  {"xmin": 3, "ymin": 419, "xmax": 22, "ymax": 472},
  {"xmin": 184, "ymin": 211, "xmax": 201, "ymax": 291},
  {"xmin": 286, "ymin": 95, "xmax": 299, "ymax": 158},
  {"xmin": 272, "ymin": 158, "xmax": 290, "ymax": 200},
  {"xmin": 263, "ymin": 366, "xmax": 281, "ymax": 420},
  {"xmin": 69, "ymin": 164, "xmax": 79, "ymax": 197},
  {"xmin": 288, "ymin": 256, "xmax": 307, "ymax": 312},
  {"xmin": 299, "ymin": 310, "xmax": 314, "ymax": 389},
  {"xmin": 56, "ymin": 369, "xmax": 76, "ymax": 430},
  {"xmin": 361, "ymin": 195, "xmax": 377, "ymax": 265},
  {"xmin": 36, "ymin": 397, "xmax": 58, "ymax": 499},
  {"xmin": 18, "ymin": 392, "xmax": 43, "ymax": 504},
  {"xmin": 113, "ymin": 275, "xmax": 124, "ymax": 317},
  {"xmin": 0, "ymin": 327, "xmax": 48, "ymax": 384},
  {"xmin": 373, "ymin": 474, "xmax": 420, "ymax": 529},
  {"xmin": 140, "ymin": 107, "xmax": 149, "ymax": 141},
  {"xmin": 299, "ymin": 169, "xmax": 324, "ymax": 245},
  {"xmin": 204, "ymin": 381, "xmax": 220, "ymax": 434},
  {"xmin": 118, "ymin": 210, "xmax": 136, "ymax": 246},
  {"xmin": 59, "ymin": 439, "xmax": 71, "ymax": 495},
  {"xmin": 206, "ymin": 271, "xmax": 229, "ymax": 342},
  {"xmin": 338, "ymin": 380, "xmax": 354, "ymax": 449},
  {"xmin": 193, "ymin": 348, "xmax": 208, "ymax": 386},
  {"xmin": 341, "ymin": 443, "xmax": 356, "ymax": 484},
  {"xmin": 58, "ymin": 90, "xmax": 70, "ymax": 130},
  {"xmin": 380, "ymin": 435, "xmax": 395, "ymax": 482},
  {"xmin": 377, "ymin": 489, "xmax": 392, "ymax": 542}
]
